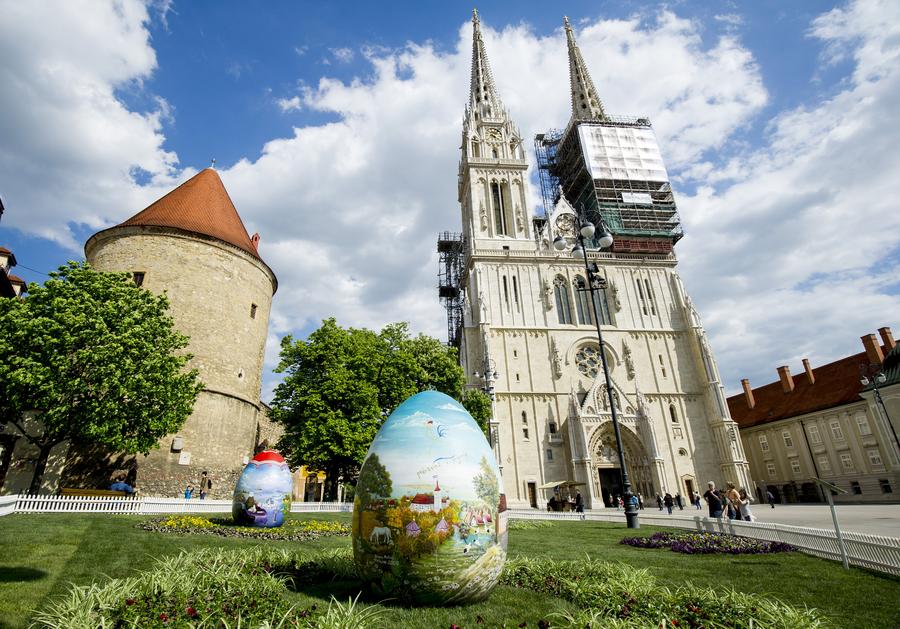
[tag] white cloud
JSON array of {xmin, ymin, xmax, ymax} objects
[
  {"xmin": 330, "ymin": 47, "xmax": 354, "ymax": 63},
  {"xmin": 0, "ymin": 0, "xmax": 180, "ymax": 249},
  {"xmin": 276, "ymin": 96, "xmax": 302, "ymax": 112},
  {"xmin": 676, "ymin": 0, "xmax": 900, "ymax": 393}
]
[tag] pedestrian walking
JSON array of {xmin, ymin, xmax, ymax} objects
[
  {"xmin": 693, "ymin": 492, "xmax": 701, "ymax": 510},
  {"xmin": 663, "ymin": 492, "xmax": 674, "ymax": 515},
  {"xmin": 575, "ymin": 490, "xmax": 584, "ymax": 514},
  {"xmin": 767, "ymin": 490, "xmax": 776, "ymax": 509},
  {"xmin": 675, "ymin": 492, "xmax": 684, "ymax": 510},
  {"xmin": 199, "ymin": 471, "xmax": 212, "ymax": 500},
  {"xmin": 637, "ymin": 493, "xmax": 644, "ymax": 510},
  {"xmin": 656, "ymin": 494, "xmax": 663, "ymax": 511},
  {"xmin": 725, "ymin": 482, "xmax": 741, "ymax": 520},
  {"xmin": 703, "ymin": 481, "xmax": 723, "ymax": 518},
  {"xmin": 738, "ymin": 488, "xmax": 755, "ymax": 522}
]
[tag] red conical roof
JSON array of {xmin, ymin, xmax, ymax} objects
[
  {"xmin": 118, "ymin": 169, "xmax": 261, "ymax": 259},
  {"xmin": 252, "ymin": 450, "xmax": 285, "ymax": 463}
]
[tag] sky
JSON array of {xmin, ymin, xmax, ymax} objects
[{"xmin": 0, "ymin": 0, "xmax": 898, "ymax": 402}]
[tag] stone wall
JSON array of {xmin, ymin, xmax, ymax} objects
[{"xmin": 84, "ymin": 227, "xmax": 276, "ymax": 499}]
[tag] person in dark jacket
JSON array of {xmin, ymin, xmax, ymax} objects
[
  {"xmin": 663, "ymin": 492, "xmax": 674, "ymax": 514},
  {"xmin": 703, "ymin": 481, "xmax": 724, "ymax": 518}
]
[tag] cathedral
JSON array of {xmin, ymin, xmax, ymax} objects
[{"xmin": 441, "ymin": 12, "xmax": 750, "ymax": 509}]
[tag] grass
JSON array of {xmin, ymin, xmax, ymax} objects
[{"xmin": 0, "ymin": 513, "xmax": 897, "ymax": 628}]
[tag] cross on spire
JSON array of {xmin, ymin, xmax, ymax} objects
[
  {"xmin": 469, "ymin": 8, "xmax": 504, "ymax": 120},
  {"xmin": 564, "ymin": 16, "xmax": 607, "ymax": 122}
]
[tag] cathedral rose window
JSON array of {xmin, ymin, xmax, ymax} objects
[{"xmin": 575, "ymin": 345, "xmax": 602, "ymax": 378}]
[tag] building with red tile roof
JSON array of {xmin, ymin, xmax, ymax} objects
[
  {"xmin": 727, "ymin": 328, "xmax": 899, "ymax": 504},
  {"xmin": 72, "ymin": 168, "xmax": 280, "ymax": 497}
]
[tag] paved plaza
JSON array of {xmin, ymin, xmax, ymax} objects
[{"xmin": 641, "ymin": 503, "xmax": 900, "ymax": 537}]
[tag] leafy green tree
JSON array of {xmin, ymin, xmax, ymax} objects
[
  {"xmin": 354, "ymin": 452, "xmax": 392, "ymax": 532},
  {"xmin": 271, "ymin": 318, "xmax": 492, "ymax": 498},
  {"xmin": 0, "ymin": 262, "xmax": 203, "ymax": 493},
  {"xmin": 472, "ymin": 455, "xmax": 500, "ymax": 508}
]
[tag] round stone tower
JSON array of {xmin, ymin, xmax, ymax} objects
[{"xmin": 85, "ymin": 168, "xmax": 278, "ymax": 496}]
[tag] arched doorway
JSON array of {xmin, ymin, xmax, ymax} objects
[{"xmin": 589, "ymin": 423, "xmax": 651, "ymax": 507}]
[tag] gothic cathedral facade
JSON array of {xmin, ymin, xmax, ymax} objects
[{"xmin": 449, "ymin": 12, "xmax": 750, "ymax": 509}]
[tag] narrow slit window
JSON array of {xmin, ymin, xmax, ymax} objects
[
  {"xmin": 250, "ymin": 303, "xmax": 258, "ymax": 319},
  {"xmin": 644, "ymin": 279, "xmax": 657, "ymax": 315},
  {"xmin": 659, "ymin": 354, "xmax": 667, "ymax": 378},
  {"xmin": 502, "ymin": 276, "xmax": 510, "ymax": 311},
  {"xmin": 512, "ymin": 276, "xmax": 520, "ymax": 311},
  {"xmin": 636, "ymin": 279, "xmax": 648, "ymax": 315},
  {"xmin": 132, "ymin": 272, "xmax": 145, "ymax": 287}
]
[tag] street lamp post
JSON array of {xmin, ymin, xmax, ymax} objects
[
  {"xmin": 474, "ymin": 357, "xmax": 502, "ymax": 471},
  {"xmin": 553, "ymin": 208, "xmax": 640, "ymax": 528},
  {"xmin": 860, "ymin": 364, "xmax": 900, "ymax": 455}
]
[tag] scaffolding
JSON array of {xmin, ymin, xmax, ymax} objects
[
  {"xmin": 535, "ymin": 117, "xmax": 683, "ymax": 254},
  {"xmin": 437, "ymin": 232, "xmax": 466, "ymax": 348}
]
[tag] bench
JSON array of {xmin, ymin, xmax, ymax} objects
[{"xmin": 59, "ymin": 488, "xmax": 128, "ymax": 497}]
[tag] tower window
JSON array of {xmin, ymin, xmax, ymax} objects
[
  {"xmin": 491, "ymin": 182, "xmax": 508, "ymax": 235},
  {"xmin": 669, "ymin": 404, "xmax": 678, "ymax": 424},
  {"xmin": 644, "ymin": 279, "xmax": 657, "ymax": 315},
  {"xmin": 492, "ymin": 148, "xmax": 498, "ymax": 158},
  {"xmin": 512, "ymin": 276, "xmax": 520, "ymax": 311},
  {"xmin": 659, "ymin": 354, "xmax": 667, "ymax": 378},
  {"xmin": 521, "ymin": 411, "xmax": 527, "ymax": 425},
  {"xmin": 549, "ymin": 421, "xmax": 557, "ymax": 434},
  {"xmin": 523, "ymin": 428, "xmax": 529, "ymax": 440},
  {"xmin": 132, "ymin": 272, "xmax": 145, "ymax": 287},
  {"xmin": 573, "ymin": 276, "xmax": 592, "ymax": 325},
  {"xmin": 250, "ymin": 303, "xmax": 258, "ymax": 319},
  {"xmin": 553, "ymin": 276, "xmax": 573, "ymax": 324},
  {"xmin": 546, "ymin": 449, "xmax": 553, "ymax": 461},
  {"xmin": 636, "ymin": 279, "xmax": 647, "ymax": 315},
  {"xmin": 502, "ymin": 276, "xmax": 510, "ymax": 311},
  {"xmin": 516, "ymin": 373, "xmax": 520, "ymax": 382}
]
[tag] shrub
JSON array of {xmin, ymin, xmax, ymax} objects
[
  {"xmin": 501, "ymin": 556, "xmax": 826, "ymax": 629},
  {"xmin": 621, "ymin": 531, "xmax": 796, "ymax": 555},
  {"xmin": 137, "ymin": 516, "xmax": 350, "ymax": 541},
  {"xmin": 31, "ymin": 547, "xmax": 381, "ymax": 629},
  {"xmin": 508, "ymin": 520, "xmax": 554, "ymax": 531}
]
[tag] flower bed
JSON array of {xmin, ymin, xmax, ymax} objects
[
  {"xmin": 621, "ymin": 531, "xmax": 796, "ymax": 555},
  {"xmin": 137, "ymin": 515, "xmax": 350, "ymax": 541}
]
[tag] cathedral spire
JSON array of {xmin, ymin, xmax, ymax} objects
[
  {"xmin": 564, "ymin": 16, "xmax": 607, "ymax": 122},
  {"xmin": 469, "ymin": 8, "xmax": 504, "ymax": 120}
]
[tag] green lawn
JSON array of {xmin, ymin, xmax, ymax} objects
[{"xmin": 0, "ymin": 513, "xmax": 897, "ymax": 628}]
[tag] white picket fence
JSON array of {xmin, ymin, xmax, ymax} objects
[
  {"xmin": 1, "ymin": 495, "xmax": 897, "ymax": 575},
  {"xmin": 4, "ymin": 494, "xmax": 352, "ymax": 515},
  {"xmin": 506, "ymin": 508, "xmax": 900, "ymax": 575}
]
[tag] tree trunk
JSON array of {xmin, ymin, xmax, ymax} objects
[{"xmin": 28, "ymin": 443, "xmax": 55, "ymax": 495}]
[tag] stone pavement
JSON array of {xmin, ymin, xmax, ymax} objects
[{"xmin": 648, "ymin": 503, "xmax": 900, "ymax": 537}]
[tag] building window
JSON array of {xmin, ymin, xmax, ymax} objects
[
  {"xmin": 573, "ymin": 276, "xmax": 593, "ymax": 325},
  {"xmin": 850, "ymin": 481, "xmax": 862, "ymax": 495},
  {"xmin": 659, "ymin": 354, "xmax": 667, "ymax": 378},
  {"xmin": 856, "ymin": 415, "xmax": 872, "ymax": 436},
  {"xmin": 575, "ymin": 344, "xmax": 603, "ymax": 379},
  {"xmin": 513, "ymin": 349, "xmax": 518, "ymax": 358},
  {"xmin": 759, "ymin": 435, "xmax": 769, "ymax": 452},
  {"xmin": 839, "ymin": 453, "xmax": 854, "ymax": 471},
  {"xmin": 132, "ymin": 271, "xmax": 145, "ymax": 287},
  {"xmin": 502, "ymin": 276, "xmax": 510, "ymax": 311},
  {"xmin": 250, "ymin": 303, "xmax": 257, "ymax": 319},
  {"xmin": 868, "ymin": 449, "xmax": 883, "ymax": 468},
  {"xmin": 669, "ymin": 404, "xmax": 678, "ymax": 424},
  {"xmin": 790, "ymin": 459, "xmax": 801, "ymax": 475},
  {"xmin": 644, "ymin": 279, "xmax": 657, "ymax": 315},
  {"xmin": 830, "ymin": 420, "xmax": 844, "ymax": 441},
  {"xmin": 636, "ymin": 279, "xmax": 648, "ymax": 315},
  {"xmin": 548, "ymin": 421, "xmax": 557, "ymax": 434},
  {"xmin": 512, "ymin": 276, "xmax": 520, "ymax": 311},
  {"xmin": 553, "ymin": 276, "xmax": 573, "ymax": 324},
  {"xmin": 817, "ymin": 455, "xmax": 831, "ymax": 472},
  {"xmin": 880, "ymin": 479, "xmax": 893, "ymax": 494},
  {"xmin": 782, "ymin": 430, "xmax": 794, "ymax": 449},
  {"xmin": 766, "ymin": 462, "xmax": 776, "ymax": 478},
  {"xmin": 521, "ymin": 411, "xmax": 528, "ymax": 425},
  {"xmin": 546, "ymin": 449, "xmax": 553, "ymax": 461},
  {"xmin": 523, "ymin": 428, "xmax": 529, "ymax": 440},
  {"xmin": 808, "ymin": 424, "xmax": 821, "ymax": 444},
  {"xmin": 516, "ymin": 373, "xmax": 520, "ymax": 382},
  {"xmin": 491, "ymin": 181, "xmax": 508, "ymax": 235}
]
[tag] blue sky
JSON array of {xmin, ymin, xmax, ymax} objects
[{"xmin": 1, "ymin": 0, "xmax": 898, "ymax": 401}]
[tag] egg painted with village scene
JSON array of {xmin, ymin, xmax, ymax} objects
[
  {"xmin": 232, "ymin": 450, "xmax": 293, "ymax": 528},
  {"xmin": 352, "ymin": 390, "xmax": 507, "ymax": 605}
]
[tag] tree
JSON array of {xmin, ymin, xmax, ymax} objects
[
  {"xmin": 271, "ymin": 318, "xmax": 491, "ymax": 498},
  {"xmin": 354, "ymin": 452, "xmax": 392, "ymax": 533},
  {"xmin": 0, "ymin": 262, "xmax": 203, "ymax": 493},
  {"xmin": 473, "ymin": 455, "xmax": 500, "ymax": 508}
]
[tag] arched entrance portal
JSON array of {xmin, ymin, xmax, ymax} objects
[{"xmin": 589, "ymin": 423, "xmax": 652, "ymax": 507}]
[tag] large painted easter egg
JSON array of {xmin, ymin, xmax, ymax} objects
[
  {"xmin": 232, "ymin": 450, "xmax": 292, "ymax": 528},
  {"xmin": 352, "ymin": 390, "xmax": 507, "ymax": 605}
]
